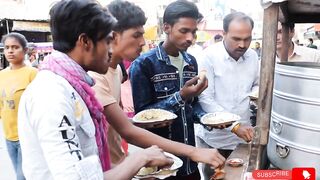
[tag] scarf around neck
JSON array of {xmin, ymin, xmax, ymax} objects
[{"xmin": 40, "ymin": 51, "xmax": 111, "ymax": 171}]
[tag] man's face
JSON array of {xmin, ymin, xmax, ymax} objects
[
  {"xmin": 223, "ymin": 19, "xmax": 252, "ymax": 60},
  {"xmin": 255, "ymin": 42, "xmax": 260, "ymax": 49},
  {"xmin": 164, "ymin": 17, "xmax": 198, "ymax": 51},
  {"xmin": 276, "ymin": 22, "xmax": 294, "ymax": 51},
  {"xmin": 87, "ymin": 33, "xmax": 113, "ymax": 74},
  {"xmin": 112, "ymin": 26, "xmax": 145, "ymax": 62}
]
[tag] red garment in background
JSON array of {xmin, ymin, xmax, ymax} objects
[{"xmin": 121, "ymin": 59, "xmax": 134, "ymax": 154}]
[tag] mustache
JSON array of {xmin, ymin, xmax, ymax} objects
[{"xmin": 236, "ymin": 48, "xmax": 246, "ymax": 51}]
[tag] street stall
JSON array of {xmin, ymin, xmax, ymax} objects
[
  {"xmin": 33, "ymin": 42, "xmax": 53, "ymax": 61},
  {"xmin": 223, "ymin": 0, "xmax": 320, "ymax": 179}
]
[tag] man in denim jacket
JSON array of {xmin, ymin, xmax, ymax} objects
[{"xmin": 130, "ymin": 1, "xmax": 224, "ymax": 179}]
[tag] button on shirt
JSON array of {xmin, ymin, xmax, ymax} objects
[{"xmin": 196, "ymin": 42, "xmax": 260, "ymax": 150}]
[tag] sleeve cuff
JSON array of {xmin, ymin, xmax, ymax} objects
[
  {"xmin": 174, "ymin": 92, "xmax": 185, "ymax": 106},
  {"xmin": 75, "ymin": 155, "xmax": 104, "ymax": 179}
]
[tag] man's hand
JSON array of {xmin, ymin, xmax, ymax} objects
[
  {"xmin": 180, "ymin": 76, "xmax": 208, "ymax": 101},
  {"xmin": 189, "ymin": 148, "xmax": 225, "ymax": 168},
  {"xmin": 141, "ymin": 146, "xmax": 174, "ymax": 168},
  {"xmin": 234, "ymin": 125, "xmax": 254, "ymax": 142}
]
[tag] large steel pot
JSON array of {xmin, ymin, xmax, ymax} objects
[{"xmin": 267, "ymin": 62, "xmax": 320, "ymax": 178}]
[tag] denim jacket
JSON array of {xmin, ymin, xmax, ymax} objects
[{"xmin": 130, "ymin": 42, "xmax": 206, "ymax": 176}]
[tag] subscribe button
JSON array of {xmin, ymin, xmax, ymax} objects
[{"xmin": 252, "ymin": 168, "xmax": 316, "ymax": 180}]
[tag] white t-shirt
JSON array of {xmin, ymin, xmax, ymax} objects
[
  {"xmin": 18, "ymin": 70, "xmax": 103, "ymax": 180},
  {"xmin": 168, "ymin": 53, "xmax": 185, "ymax": 87}
]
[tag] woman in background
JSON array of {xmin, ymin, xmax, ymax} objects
[{"xmin": 0, "ymin": 32, "xmax": 37, "ymax": 180}]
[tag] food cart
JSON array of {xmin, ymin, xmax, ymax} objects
[{"xmin": 224, "ymin": 0, "xmax": 320, "ymax": 179}]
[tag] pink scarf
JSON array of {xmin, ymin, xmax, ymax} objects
[{"xmin": 40, "ymin": 51, "xmax": 111, "ymax": 171}]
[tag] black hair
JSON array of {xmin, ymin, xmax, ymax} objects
[
  {"xmin": 119, "ymin": 61, "xmax": 128, "ymax": 83},
  {"xmin": 309, "ymin": 38, "xmax": 313, "ymax": 43},
  {"xmin": 223, "ymin": 12, "xmax": 254, "ymax": 32},
  {"xmin": 163, "ymin": 0, "xmax": 200, "ymax": 25},
  {"xmin": 214, "ymin": 34, "xmax": 223, "ymax": 41},
  {"xmin": 281, "ymin": 22, "xmax": 295, "ymax": 31},
  {"xmin": 49, "ymin": 0, "xmax": 117, "ymax": 53},
  {"xmin": 1, "ymin": 32, "xmax": 28, "ymax": 49},
  {"xmin": 107, "ymin": 0, "xmax": 147, "ymax": 32},
  {"xmin": 197, "ymin": 12, "xmax": 204, "ymax": 23}
]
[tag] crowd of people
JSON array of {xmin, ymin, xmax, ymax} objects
[{"xmin": 0, "ymin": 0, "xmax": 320, "ymax": 180}]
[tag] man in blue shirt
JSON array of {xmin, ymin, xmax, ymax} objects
[{"xmin": 130, "ymin": 1, "xmax": 224, "ymax": 179}]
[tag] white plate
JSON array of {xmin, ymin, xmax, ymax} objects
[
  {"xmin": 201, "ymin": 112, "xmax": 241, "ymax": 126},
  {"xmin": 162, "ymin": 152, "xmax": 183, "ymax": 171},
  {"xmin": 132, "ymin": 109, "xmax": 177, "ymax": 123},
  {"xmin": 134, "ymin": 152, "xmax": 183, "ymax": 179}
]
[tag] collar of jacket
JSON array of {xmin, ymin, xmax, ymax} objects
[{"xmin": 155, "ymin": 41, "xmax": 193, "ymax": 65}]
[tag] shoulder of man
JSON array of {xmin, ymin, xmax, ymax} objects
[{"xmin": 136, "ymin": 48, "xmax": 158, "ymax": 63}]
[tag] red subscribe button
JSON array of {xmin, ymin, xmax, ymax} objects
[
  {"xmin": 292, "ymin": 168, "xmax": 316, "ymax": 180},
  {"xmin": 252, "ymin": 168, "xmax": 316, "ymax": 180}
]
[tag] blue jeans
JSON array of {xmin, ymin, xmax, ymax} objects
[{"xmin": 6, "ymin": 140, "xmax": 25, "ymax": 180}]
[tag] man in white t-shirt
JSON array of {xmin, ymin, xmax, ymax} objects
[{"xmin": 18, "ymin": 1, "xmax": 172, "ymax": 179}]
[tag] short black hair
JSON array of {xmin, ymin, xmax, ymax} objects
[
  {"xmin": 309, "ymin": 38, "xmax": 313, "ymax": 43},
  {"xmin": 197, "ymin": 12, "xmax": 204, "ymax": 23},
  {"xmin": 281, "ymin": 22, "xmax": 295, "ymax": 31},
  {"xmin": 107, "ymin": 0, "xmax": 147, "ymax": 32},
  {"xmin": 214, "ymin": 34, "xmax": 223, "ymax": 41},
  {"xmin": 49, "ymin": 0, "xmax": 116, "ymax": 53},
  {"xmin": 223, "ymin": 12, "xmax": 254, "ymax": 32},
  {"xmin": 1, "ymin": 32, "xmax": 28, "ymax": 49},
  {"xmin": 163, "ymin": 0, "xmax": 200, "ymax": 25}
]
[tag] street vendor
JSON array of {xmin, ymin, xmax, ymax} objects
[{"xmin": 195, "ymin": 12, "xmax": 258, "ymax": 180}]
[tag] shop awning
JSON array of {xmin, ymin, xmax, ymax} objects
[{"xmin": 12, "ymin": 21, "xmax": 50, "ymax": 32}]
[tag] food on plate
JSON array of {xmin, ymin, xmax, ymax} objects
[
  {"xmin": 156, "ymin": 169, "xmax": 176, "ymax": 175},
  {"xmin": 136, "ymin": 166, "xmax": 158, "ymax": 176},
  {"xmin": 134, "ymin": 152, "xmax": 183, "ymax": 179},
  {"xmin": 226, "ymin": 158, "xmax": 244, "ymax": 167},
  {"xmin": 210, "ymin": 168, "xmax": 226, "ymax": 180},
  {"xmin": 201, "ymin": 112, "xmax": 240, "ymax": 125},
  {"xmin": 134, "ymin": 109, "xmax": 177, "ymax": 122}
]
